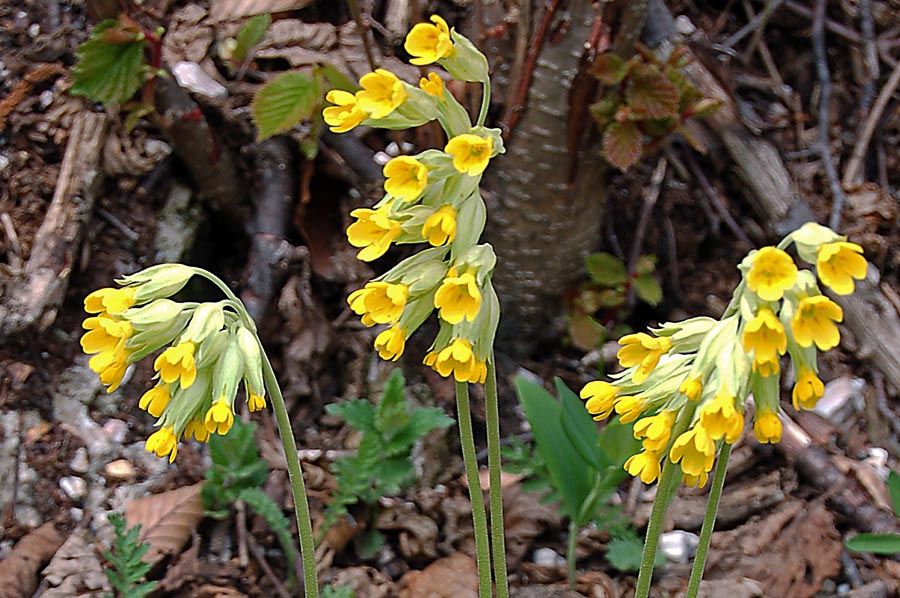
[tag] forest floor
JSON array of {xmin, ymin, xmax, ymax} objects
[{"xmin": 2, "ymin": 1, "xmax": 900, "ymax": 597}]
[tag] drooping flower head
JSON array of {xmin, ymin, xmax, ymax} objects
[
  {"xmin": 422, "ymin": 206, "xmax": 457, "ymax": 246},
  {"xmin": 248, "ymin": 393, "xmax": 267, "ymax": 412},
  {"xmin": 580, "ymin": 381, "xmax": 620, "ymax": 420},
  {"xmin": 348, "ymin": 281, "xmax": 409, "ymax": 326},
  {"xmin": 633, "ymin": 410, "xmax": 676, "ymax": 452},
  {"xmin": 669, "ymin": 425, "xmax": 716, "ymax": 477},
  {"xmin": 746, "ymin": 247, "xmax": 798, "ymax": 301},
  {"xmin": 419, "ymin": 72, "xmax": 445, "ymax": 98},
  {"xmin": 792, "ymin": 367, "xmax": 824, "ymax": 410},
  {"xmin": 817, "ymin": 242, "xmax": 867, "ymax": 295},
  {"xmin": 375, "ymin": 326, "xmax": 406, "ymax": 361},
  {"xmin": 84, "ymin": 286, "xmax": 136, "ymax": 315},
  {"xmin": 138, "ymin": 384, "xmax": 171, "ymax": 418},
  {"xmin": 145, "ymin": 426, "xmax": 178, "ymax": 463},
  {"xmin": 616, "ymin": 332, "xmax": 672, "ymax": 384},
  {"xmin": 424, "ymin": 338, "xmax": 486, "ymax": 383},
  {"xmin": 791, "ymin": 295, "xmax": 842, "ymax": 350},
  {"xmin": 434, "ymin": 268, "xmax": 481, "ymax": 324},
  {"xmin": 205, "ymin": 398, "xmax": 235, "ymax": 435},
  {"xmin": 323, "ymin": 90, "xmax": 367, "ymax": 133},
  {"xmin": 383, "ymin": 156, "xmax": 429, "ymax": 202},
  {"xmin": 445, "ymin": 134, "xmax": 493, "ymax": 176},
  {"xmin": 153, "ymin": 341, "xmax": 197, "ymax": 389},
  {"xmin": 753, "ymin": 409, "xmax": 782, "ymax": 443},
  {"xmin": 81, "ymin": 313, "xmax": 134, "ymax": 392},
  {"xmin": 404, "ymin": 15, "xmax": 454, "ymax": 65},
  {"xmin": 625, "ymin": 450, "xmax": 662, "ymax": 484},
  {"xmin": 742, "ymin": 307, "xmax": 787, "ymax": 375},
  {"xmin": 355, "ymin": 69, "xmax": 407, "ymax": 119},
  {"xmin": 346, "ymin": 206, "xmax": 402, "ymax": 262},
  {"xmin": 679, "ymin": 376, "xmax": 703, "ymax": 401},
  {"xmin": 698, "ymin": 389, "xmax": 744, "ymax": 443}
]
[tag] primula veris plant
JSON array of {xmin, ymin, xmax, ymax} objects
[{"xmin": 580, "ymin": 222, "xmax": 868, "ymax": 597}]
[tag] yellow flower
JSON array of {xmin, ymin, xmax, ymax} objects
[
  {"xmin": 633, "ymin": 411, "xmax": 675, "ymax": 452},
  {"xmin": 817, "ymin": 242, "xmax": 866, "ymax": 295},
  {"xmin": 699, "ymin": 390, "xmax": 744, "ymax": 443},
  {"xmin": 683, "ymin": 471, "xmax": 709, "ymax": 488},
  {"xmin": 355, "ymin": 69, "xmax": 407, "ymax": 119},
  {"xmin": 348, "ymin": 281, "xmax": 409, "ymax": 326},
  {"xmin": 248, "ymin": 392, "xmax": 267, "ymax": 412},
  {"xmin": 375, "ymin": 326, "xmax": 406, "ymax": 361},
  {"xmin": 420, "ymin": 72, "xmax": 445, "ymax": 98},
  {"xmin": 614, "ymin": 396, "xmax": 645, "ymax": 424},
  {"xmin": 423, "ymin": 338, "xmax": 486, "ymax": 383},
  {"xmin": 434, "ymin": 269, "xmax": 481, "ymax": 324},
  {"xmin": 422, "ymin": 206, "xmax": 457, "ymax": 246},
  {"xmin": 84, "ymin": 286, "xmax": 136, "ymax": 314},
  {"xmin": 616, "ymin": 333, "xmax": 672, "ymax": 384},
  {"xmin": 791, "ymin": 295, "xmax": 843, "ymax": 350},
  {"xmin": 624, "ymin": 450, "xmax": 662, "ymax": 484},
  {"xmin": 679, "ymin": 376, "xmax": 703, "ymax": 401},
  {"xmin": 154, "ymin": 341, "xmax": 197, "ymax": 388},
  {"xmin": 752, "ymin": 352, "xmax": 780, "ymax": 377},
  {"xmin": 138, "ymin": 384, "xmax": 171, "ymax": 418},
  {"xmin": 445, "ymin": 134, "xmax": 493, "ymax": 176},
  {"xmin": 753, "ymin": 410, "xmax": 781, "ymax": 443},
  {"xmin": 670, "ymin": 426, "xmax": 716, "ymax": 477},
  {"xmin": 742, "ymin": 307, "xmax": 787, "ymax": 375},
  {"xmin": 792, "ymin": 367, "xmax": 824, "ymax": 410},
  {"xmin": 323, "ymin": 90, "xmax": 367, "ymax": 133},
  {"xmin": 81, "ymin": 314, "xmax": 134, "ymax": 392},
  {"xmin": 205, "ymin": 399, "xmax": 235, "ymax": 435},
  {"xmin": 384, "ymin": 156, "xmax": 429, "ymax": 202},
  {"xmin": 580, "ymin": 381, "xmax": 620, "ymax": 420},
  {"xmin": 184, "ymin": 419, "xmax": 210, "ymax": 443},
  {"xmin": 746, "ymin": 247, "xmax": 798, "ymax": 301},
  {"xmin": 145, "ymin": 426, "xmax": 178, "ymax": 462},
  {"xmin": 404, "ymin": 15, "xmax": 454, "ymax": 66},
  {"xmin": 347, "ymin": 206, "xmax": 402, "ymax": 262}
]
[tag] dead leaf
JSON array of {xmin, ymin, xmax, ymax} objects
[
  {"xmin": 41, "ymin": 533, "xmax": 110, "ymax": 597},
  {"xmin": 376, "ymin": 503, "xmax": 439, "ymax": 560},
  {"xmin": 209, "ymin": 0, "xmax": 314, "ymax": 21},
  {"xmin": 126, "ymin": 484, "xmax": 204, "ymax": 564},
  {"xmin": 398, "ymin": 553, "xmax": 478, "ymax": 598},
  {"xmin": 0, "ymin": 522, "xmax": 65, "ymax": 598},
  {"xmin": 502, "ymin": 484, "xmax": 563, "ymax": 568},
  {"xmin": 330, "ymin": 566, "xmax": 392, "ymax": 598}
]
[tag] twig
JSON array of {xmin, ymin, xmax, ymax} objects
[
  {"xmin": 245, "ymin": 533, "xmax": 293, "ymax": 598},
  {"xmin": 858, "ymin": 0, "xmax": 880, "ymax": 112},
  {"xmin": 0, "ymin": 212, "xmax": 22, "ymax": 270},
  {"xmin": 96, "ymin": 207, "xmax": 139, "ymax": 242},
  {"xmin": 740, "ymin": 0, "xmax": 786, "ymax": 90},
  {"xmin": 235, "ymin": 499, "xmax": 250, "ymax": 568},
  {"xmin": 683, "ymin": 150, "xmax": 755, "ymax": 248},
  {"xmin": 811, "ymin": 0, "xmax": 847, "ymax": 230},
  {"xmin": 723, "ymin": 0, "xmax": 782, "ymax": 51},
  {"xmin": 624, "ymin": 158, "xmax": 666, "ymax": 311},
  {"xmin": 842, "ymin": 58, "xmax": 900, "ymax": 189},
  {"xmin": 347, "ymin": 0, "xmax": 377, "ymax": 72}
]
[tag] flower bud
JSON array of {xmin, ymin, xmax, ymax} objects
[
  {"xmin": 182, "ymin": 302, "xmax": 226, "ymax": 344},
  {"xmin": 236, "ymin": 326, "xmax": 265, "ymax": 397},
  {"xmin": 116, "ymin": 263, "xmax": 194, "ymax": 303},
  {"xmin": 790, "ymin": 222, "xmax": 842, "ymax": 265}
]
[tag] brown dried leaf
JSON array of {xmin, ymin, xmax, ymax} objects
[
  {"xmin": 41, "ymin": 533, "xmax": 110, "ymax": 597},
  {"xmin": 209, "ymin": 0, "xmax": 314, "ymax": 21},
  {"xmin": 126, "ymin": 484, "xmax": 204, "ymax": 564},
  {"xmin": 0, "ymin": 522, "xmax": 65, "ymax": 598},
  {"xmin": 503, "ymin": 484, "xmax": 563, "ymax": 567},
  {"xmin": 601, "ymin": 121, "xmax": 643, "ymax": 171},
  {"xmin": 330, "ymin": 566, "xmax": 392, "ymax": 598},
  {"xmin": 398, "ymin": 553, "xmax": 478, "ymax": 598},
  {"xmin": 375, "ymin": 503, "xmax": 439, "ymax": 560}
]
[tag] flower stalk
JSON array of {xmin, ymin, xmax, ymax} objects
[{"xmin": 685, "ymin": 442, "xmax": 732, "ymax": 598}]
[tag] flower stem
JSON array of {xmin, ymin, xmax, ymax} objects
[
  {"xmin": 477, "ymin": 79, "xmax": 491, "ymax": 127},
  {"xmin": 567, "ymin": 519, "xmax": 578, "ymax": 590},
  {"xmin": 261, "ymin": 345, "xmax": 319, "ymax": 598},
  {"xmin": 685, "ymin": 442, "xmax": 732, "ymax": 598},
  {"xmin": 484, "ymin": 358, "xmax": 509, "ymax": 598},
  {"xmin": 456, "ymin": 380, "xmax": 493, "ymax": 596}
]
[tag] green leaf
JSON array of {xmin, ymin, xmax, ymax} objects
[
  {"xmin": 355, "ymin": 528, "xmax": 386, "ymax": 560},
  {"xmin": 376, "ymin": 369, "xmax": 410, "ymax": 439},
  {"xmin": 238, "ymin": 487, "xmax": 299, "ymax": 570},
  {"xmin": 72, "ymin": 20, "xmax": 148, "ymax": 106},
  {"xmin": 888, "ymin": 470, "xmax": 900, "ymax": 516},
  {"xmin": 251, "ymin": 71, "xmax": 320, "ymax": 141},
  {"xmin": 606, "ymin": 530, "xmax": 665, "ymax": 571},
  {"xmin": 388, "ymin": 407, "xmax": 454, "ymax": 452},
  {"xmin": 233, "ymin": 14, "xmax": 271, "ymax": 63},
  {"xmin": 556, "ymin": 378, "xmax": 606, "ymax": 471},
  {"xmin": 597, "ymin": 289, "xmax": 626, "ymax": 309},
  {"xmin": 209, "ymin": 419, "xmax": 261, "ymax": 469},
  {"xmin": 373, "ymin": 457, "xmax": 416, "ymax": 494},
  {"xmin": 585, "ymin": 252, "xmax": 627, "ymax": 287},
  {"xmin": 846, "ymin": 533, "xmax": 900, "ymax": 554},
  {"xmin": 625, "ymin": 64, "xmax": 680, "ymax": 119},
  {"xmin": 601, "ymin": 121, "xmax": 643, "ymax": 171},
  {"xmin": 590, "ymin": 93, "xmax": 621, "ymax": 128},
  {"xmin": 568, "ymin": 313, "xmax": 606, "ymax": 351},
  {"xmin": 597, "ymin": 419, "xmax": 641, "ymax": 470},
  {"xmin": 319, "ymin": 63, "xmax": 358, "ymax": 93},
  {"xmin": 592, "ymin": 53, "xmax": 629, "ymax": 85},
  {"xmin": 633, "ymin": 275, "xmax": 662, "ymax": 306},
  {"xmin": 326, "ymin": 399, "xmax": 377, "ymax": 435},
  {"xmin": 515, "ymin": 377, "xmax": 593, "ymax": 521}
]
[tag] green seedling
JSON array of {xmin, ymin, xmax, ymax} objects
[{"xmin": 103, "ymin": 512, "xmax": 157, "ymax": 598}]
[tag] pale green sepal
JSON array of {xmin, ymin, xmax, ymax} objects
[
  {"xmin": 375, "ymin": 246, "xmax": 450, "ymax": 283},
  {"xmin": 397, "ymin": 293, "xmax": 437, "ymax": 338},
  {"xmin": 117, "ymin": 263, "xmax": 194, "ymax": 304},
  {"xmin": 750, "ymin": 366, "xmax": 780, "ymax": 415},
  {"xmin": 182, "ymin": 301, "xmax": 226, "ymax": 344},
  {"xmin": 195, "ymin": 329, "xmax": 229, "ymax": 369},
  {"xmin": 236, "ymin": 326, "xmax": 265, "ymax": 396},
  {"xmin": 456, "ymin": 244, "xmax": 496, "ymax": 282},
  {"xmin": 404, "ymin": 261, "xmax": 449, "ymax": 296},
  {"xmin": 653, "ymin": 316, "xmax": 716, "ymax": 351},
  {"xmin": 689, "ymin": 316, "xmax": 739, "ymax": 382},
  {"xmin": 124, "ymin": 299, "xmax": 193, "ymax": 326},
  {"xmin": 440, "ymin": 30, "xmax": 489, "ymax": 82},
  {"xmin": 125, "ymin": 310, "xmax": 193, "ymax": 362},
  {"xmin": 790, "ymin": 222, "xmax": 842, "ymax": 264},
  {"xmin": 211, "ymin": 336, "xmax": 243, "ymax": 408},
  {"xmin": 435, "ymin": 88, "xmax": 473, "ymax": 138},
  {"xmin": 362, "ymin": 84, "xmax": 437, "ymax": 130},
  {"xmin": 470, "ymin": 125, "xmax": 505, "ymax": 158},
  {"xmin": 451, "ymin": 192, "xmax": 486, "ymax": 259},
  {"xmin": 156, "ymin": 368, "xmax": 212, "ymax": 435}
]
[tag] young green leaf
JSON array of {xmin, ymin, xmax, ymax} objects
[
  {"xmin": 846, "ymin": 533, "xmax": 900, "ymax": 554},
  {"xmin": 251, "ymin": 71, "xmax": 320, "ymax": 141},
  {"xmin": 72, "ymin": 20, "xmax": 148, "ymax": 106},
  {"xmin": 888, "ymin": 470, "xmax": 900, "ymax": 516},
  {"xmin": 625, "ymin": 64, "xmax": 680, "ymax": 119},
  {"xmin": 325, "ymin": 399, "xmax": 377, "ymax": 435},
  {"xmin": 601, "ymin": 121, "xmax": 643, "ymax": 171},
  {"xmin": 238, "ymin": 487, "xmax": 299, "ymax": 570},
  {"xmin": 592, "ymin": 53, "xmax": 629, "ymax": 85},
  {"xmin": 233, "ymin": 13, "xmax": 271, "ymax": 63},
  {"xmin": 634, "ymin": 274, "xmax": 662, "ymax": 306},
  {"xmin": 103, "ymin": 512, "xmax": 157, "ymax": 598},
  {"xmin": 585, "ymin": 252, "xmax": 627, "ymax": 287},
  {"xmin": 556, "ymin": 378, "xmax": 606, "ymax": 471}
]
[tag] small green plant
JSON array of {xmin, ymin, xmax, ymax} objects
[
  {"xmin": 567, "ymin": 252, "xmax": 661, "ymax": 350},
  {"xmin": 103, "ymin": 512, "xmax": 157, "ymax": 598},
  {"xmin": 202, "ymin": 419, "xmax": 299, "ymax": 578},
  {"xmin": 846, "ymin": 470, "xmax": 900, "ymax": 554},
  {"xmin": 514, "ymin": 377, "xmax": 641, "ymax": 588},
  {"xmin": 322, "ymin": 369, "xmax": 454, "ymax": 553},
  {"xmin": 590, "ymin": 45, "xmax": 720, "ymax": 171},
  {"xmin": 321, "ymin": 584, "xmax": 355, "ymax": 598}
]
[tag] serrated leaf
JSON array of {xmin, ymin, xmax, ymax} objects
[
  {"xmin": 606, "ymin": 532, "xmax": 664, "ymax": 571},
  {"xmin": 251, "ymin": 71, "xmax": 320, "ymax": 141},
  {"xmin": 376, "ymin": 369, "xmax": 409, "ymax": 438},
  {"xmin": 633, "ymin": 275, "xmax": 662, "ymax": 306},
  {"xmin": 72, "ymin": 20, "xmax": 148, "ymax": 105},
  {"xmin": 626, "ymin": 64, "xmax": 680, "ymax": 119},
  {"xmin": 209, "ymin": 419, "xmax": 262, "ymax": 470},
  {"xmin": 585, "ymin": 252, "xmax": 627, "ymax": 286},
  {"xmin": 233, "ymin": 13, "xmax": 271, "ymax": 63},
  {"xmin": 389, "ymin": 407, "xmax": 454, "ymax": 450},
  {"xmin": 590, "ymin": 93, "xmax": 621, "ymax": 128},
  {"xmin": 326, "ymin": 399, "xmax": 377, "ymax": 435},
  {"xmin": 597, "ymin": 289, "xmax": 626, "ymax": 309},
  {"xmin": 238, "ymin": 487, "xmax": 299, "ymax": 569},
  {"xmin": 126, "ymin": 484, "xmax": 204, "ymax": 564},
  {"xmin": 592, "ymin": 53, "xmax": 629, "ymax": 85},
  {"xmin": 846, "ymin": 533, "xmax": 900, "ymax": 554},
  {"xmin": 602, "ymin": 121, "xmax": 643, "ymax": 171}
]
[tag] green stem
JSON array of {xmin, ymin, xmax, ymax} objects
[
  {"xmin": 262, "ymin": 351, "xmax": 319, "ymax": 598},
  {"xmin": 456, "ymin": 380, "xmax": 493, "ymax": 597},
  {"xmin": 567, "ymin": 520, "xmax": 578, "ymax": 591},
  {"xmin": 477, "ymin": 79, "xmax": 491, "ymax": 127},
  {"xmin": 484, "ymin": 358, "xmax": 509, "ymax": 598},
  {"xmin": 685, "ymin": 443, "xmax": 732, "ymax": 598}
]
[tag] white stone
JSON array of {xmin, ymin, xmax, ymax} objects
[
  {"xmin": 70, "ymin": 447, "xmax": 90, "ymax": 474},
  {"xmin": 60, "ymin": 476, "xmax": 87, "ymax": 500},
  {"xmin": 659, "ymin": 530, "xmax": 699, "ymax": 563},
  {"xmin": 532, "ymin": 547, "xmax": 565, "ymax": 567},
  {"xmin": 171, "ymin": 61, "xmax": 227, "ymax": 99}
]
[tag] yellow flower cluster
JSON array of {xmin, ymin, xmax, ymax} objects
[
  {"xmin": 81, "ymin": 265, "xmax": 269, "ymax": 462},
  {"xmin": 581, "ymin": 223, "xmax": 867, "ymax": 486},
  {"xmin": 328, "ymin": 16, "xmax": 504, "ymax": 384}
]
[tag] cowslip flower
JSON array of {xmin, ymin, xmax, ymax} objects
[
  {"xmin": 670, "ymin": 425, "xmax": 716, "ymax": 477},
  {"xmin": 683, "ymin": 471, "xmax": 709, "ymax": 488},
  {"xmin": 375, "ymin": 326, "xmax": 406, "ymax": 361},
  {"xmin": 184, "ymin": 419, "xmax": 210, "ymax": 442},
  {"xmin": 248, "ymin": 392, "xmax": 267, "ymax": 412},
  {"xmin": 752, "ymin": 352, "xmax": 780, "ymax": 377},
  {"xmin": 145, "ymin": 426, "xmax": 178, "ymax": 462},
  {"xmin": 404, "ymin": 15, "xmax": 454, "ymax": 65},
  {"xmin": 742, "ymin": 307, "xmax": 787, "ymax": 374},
  {"xmin": 420, "ymin": 72, "xmax": 445, "ymax": 98},
  {"xmin": 679, "ymin": 376, "xmax": 703, "ymax": 401},
  {"xmin": 422, "ymin": 206, "xmax": 457, "ymax": 246},
  {"xmin": 791, "ymin": 295, "xmax": 842, "ymax": 350},
  {"xmin": 383, "ymin": 156, "xmax": 428, "ymax": 202},
  {"xmin": 746, "ymin": 247, "xmax": 798, "ymax": 301},
  {"xmin": 355, "ymin": 69, "xmax": 407, "ymax": 119},
  {"xmin": 625, "ymin": 450, "xmax": 662, "ymax": 484},
  {"xmin": 753, "ymin": 409, "xmax": 782, "ymax": 443},
  {"xmin": 699, "ymin": 390, "xmax": 744, "ymax": 443},
  {"xmin": 154, "ymin": 341, "xmax": 197, "ymax": 388},
  {"xmin": 84, "ymin": 286, "xmax": 136, "ymax": 315},
  {"xmin": 348, "ymin": 281, "xmax": 409, "ymax": 326},
  {"xmin": 792, "ymin": 367, "xmax": 824, "ymax": 410},
  {"xmin": 633, "ymin": 411, "xmax": 675, "ymax": 452},
  {"xmin": 817, "ymin": 242, "xmax": 866, "ymax": 295},
  {"xmin": 424, "ymin": 338, "xmax": 486, "ymax": 383},
  {"xmin": 614, "ymin": 396, "xmax": 645, "ymax": 424},
  {"xmin": 138, "ymin": 384, "xmax": 171, "ymax": 418},
  {"xmin": 434, "ymin": 269, "xmax": 481, "ymax": 324},
  {"xmin": 81, "ymin": 314, "xmax": 134, "ymax": 392},
  {"xmin": 323, "ymin": 90, "xmax": 367, "ymax": 133},
  {"xmin": 205, "ymin": 399, "xmax": 235, "ymax": 435},
  {"xmin": 617, "ymin": 332, "xmax": 672, "ymax": 384},
  {"xmin": 347, "ymin": 206, "xmax": 402, "ymax": 262},
  {"xmin": 445, "ymin": 134, "xmax": 493, "ymax": 176},
  {"xmin": 580, "ymin": 381, "xmax": 620, "ymax": 420}
]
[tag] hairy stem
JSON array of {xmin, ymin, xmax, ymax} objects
[
  {"xmin": 484, "ymin": 359, "xmax": 509, "ymax": 598},
  {"xmin": 685, "ymin": 442, "xmax": 732, "ymax": 598}
]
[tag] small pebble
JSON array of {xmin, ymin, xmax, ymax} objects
[
  {"xmin": 532, "ymin": 547, "xmax": 565, "ymax": 567},
  {"xmin": 28, "ymin": 23, "xmax": 40, "ymax": 37},
  {"xmin": 15, "ymin": 505, "xmax": 41, "ymax": 528},
  {"xmin": 659, "ymin": 530, "xmax": 698, "ymax": 563},
  {"xmin": 60, "ymin": 476, "xmax": 87, "ymax": 500},
  {"xmin": 39, "ymin": 90, "xmax": 54, "ymax": 109},
  {"xmin": 104, "ymin": 459, "xmax": 136, "ymax": 480},
  {"xmin": 674, "ymin": 15, "xmax": 696, "ymax": 36},
  {"xmin": 70, "ymin": 447, "xmax": 90, "ymax": 473},
  {"xmin": 103, "ymin": 419, "xmax": 129, "ymax": 443}
]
